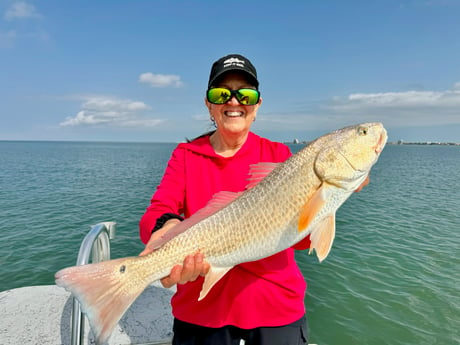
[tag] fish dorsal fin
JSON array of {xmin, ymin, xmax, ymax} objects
[
  {"xmin": 308, "ymin": 213, "xmax": 336, "ymax": 262},
  {"xmin": 298, "ymin": 183, "xmax": 327, "ymax": 232},
  {"xmin": 246, "ymin": 162, "xmax": 279, "ymax": 189},
  {"xmin": 150, "ymin": 191, "xmax": 243, "ymax": 250},
  {"xmin": 198, "ymin": 265, "xmax": 233, "ymax": 301}
]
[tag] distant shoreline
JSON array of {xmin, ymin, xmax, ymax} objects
[
  {"xmin": 1, "ymin": 140, "xmax": 459, "ymax": 146},
  {"xmin": 286, "ymin": 140, "xmax": 460, "ymax": 146},
  {"xmin": 387, "ymin": 141, "xmax": 460, "ymax": 146}
]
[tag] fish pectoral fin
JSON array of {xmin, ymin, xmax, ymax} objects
[
  {"xmin": 308, "ymin": 213, "xmax": 336, "ymax": 262},
  {"xmin": 298, "ymin": 184, "xmax": 327, "ymax": 232},
  {"xmin": 198, "ymin": 266, "xmax": 233, "ymax": 301}
]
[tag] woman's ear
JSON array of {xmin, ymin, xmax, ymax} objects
[{"xmin": 204, "ymin": 97, "xmax": 212, "ymax": 111}]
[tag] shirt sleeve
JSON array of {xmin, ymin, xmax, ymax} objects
[
  {"xmin": 275, "ymin": 141, "xmax": 292, "ymax": 162},
  {"xmin": 139, "ymin": 146, "xmax": 186, "ymax": 244}
]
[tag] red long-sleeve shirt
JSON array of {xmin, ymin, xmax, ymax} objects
[{"xmin": 139, "ymin": 132, "xmax": 310, "ymax": 328}]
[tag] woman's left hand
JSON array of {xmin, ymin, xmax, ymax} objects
[
  {"xmin": 354, "ymin": 175, "xmax": 370, "ymax": 193},
  {"xmin": 161, "ymin": 252, "xmax": 210, "ymax": 288}
]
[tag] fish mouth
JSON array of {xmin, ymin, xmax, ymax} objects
[{"xmin": 374, "ymin": 130, "xmax": 388, "ymax": 154}]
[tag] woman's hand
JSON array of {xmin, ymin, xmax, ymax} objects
[
  {"xmin": 139, "ymin": 219, "xmax": 210, "ymax": 288},
  {"xmin": 161, "ymin": 252, "xmax": 210, "ymax": 288},
  {"xmin": 354, "ymin": 175, "xmax": 370, "ymax": 193},
  {"xmin": 139, "ymin": 218, "xmax": 180, "ymax": 257}
]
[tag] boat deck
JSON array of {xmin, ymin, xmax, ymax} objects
[
  {"xmin": 1, "ymin": 223, "xmax": 316, "ymax": 345},
  {"xmin": 0, "ymin": 284, "xmax": 174, "ymax": 345}
]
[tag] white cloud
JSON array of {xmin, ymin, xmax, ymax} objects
[
  {"xmin": 324, "ymin": 85, "xmax": 460, "ymax": 127},
  {"xmin": 258, "ymin": 82, "xmax": 460, "ymax": 132},
  {"xmin": 60, "ymin": 95, "xmax": 164, "ymax": 128},
  {"xmin": 139, "ymin": 72, "xmax": 184, "ymax": 88},
  {"xmin": 4, "ymin": 2, "xmax": 42, "ymax": 20},
  {"xmin": 1, "ymin": 2, "xmax": 47, "ymax": 47},
  {"xmin": 345, "ymin": 90, "xmax": 460, "ymax": 107}
]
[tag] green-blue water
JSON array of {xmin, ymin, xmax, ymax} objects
[{"xmin": 0, "ymin": 141, "xmax": 459, "ymax": 344}]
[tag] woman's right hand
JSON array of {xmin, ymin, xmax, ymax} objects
[{"xmin": 139, "ymin": 219, "xmax": 210, "ymax": 288}]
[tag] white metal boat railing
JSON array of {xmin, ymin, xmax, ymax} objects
[{"xmin": 71, "ymin": 221, "xmax": 116, "ymax": 345}]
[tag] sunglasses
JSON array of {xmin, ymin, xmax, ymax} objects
[{"xmin": 207, "ymin": 87, "xmax": 260, "ymax": 105}]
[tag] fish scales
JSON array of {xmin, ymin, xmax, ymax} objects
[{"xmin": 55, "ymin": 122, "xmax": 387, "ymax": 344}]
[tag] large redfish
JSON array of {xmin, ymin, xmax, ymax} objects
[{"xmin": 55, "ymin": 123, "xmax": 387, "ymax": 344}]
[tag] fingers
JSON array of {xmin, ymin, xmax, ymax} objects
[
  {"xmin": 160, "ymin": 252, "xmax": 210, "ymax": 288},
  {"xmin": 181, "ymin": 254, "xmax": 199, "ymax": 283},
  {"xmin": 139, "ymin": 241, "xmax": 156, "ymax": 256},
  {"xmin": 200, "ymin": 260, "xmax": 211, "ymax": 277},
  {"xmin": 161, "ymin": 265, "xmax": 182, "ymax": 288},
  {"xmin": 139, "ymin": 238, "xmax": 157, "ymax": 257},
  {"xmin": 354, "ymin": 175, "xmax": 370, "ymax": 193},
  {"xmin": 182, "ymin": 252, "xmax": 210, "ymax": 282},
  {"xmin": 139, "ymin": 220, "xmax": 180, "ymax": 257},
  {"xmin": 139, "ymin": 248, "xmax": 150, "ymax": 256}
]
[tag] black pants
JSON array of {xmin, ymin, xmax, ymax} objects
[{"xmin": 172, "ymin": 315, "xmax": 308, "ymax": 345}]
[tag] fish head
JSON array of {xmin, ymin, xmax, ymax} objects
[{"xmin": 314, "ymin": 122, "xmax": 387, "ymax": 191}]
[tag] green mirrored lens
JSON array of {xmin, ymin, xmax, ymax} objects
[
  {"xmin": 207, "ymin": 88, "xmax": 232, "ymax": 104},
  {"xmin": 207, "ymin": 88, "xmax": 260, "ymax": 105},
  {"xmin": 236, "ymin": 89, "xmax": 260, "ymax": 105}
]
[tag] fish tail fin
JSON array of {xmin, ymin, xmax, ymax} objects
[{"xmin": 55, "ymin": 257, "xmax": 148, "ymax": 344}]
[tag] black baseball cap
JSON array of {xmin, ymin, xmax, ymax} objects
[{"xmin": 208, "ymin": 54, "xmax": 259, "ymax": 89}]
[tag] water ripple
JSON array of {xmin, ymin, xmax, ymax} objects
[{"xmin": 1, "ymin": 142, "xmax": 459, "ymax": 344}]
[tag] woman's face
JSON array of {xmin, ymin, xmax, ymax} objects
[{"xmin": 205, "ymin": 72, "xmax": 262, "ymax": 137}]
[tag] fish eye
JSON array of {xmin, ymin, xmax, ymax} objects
[{"xmin": 357, "ymin": 126, "xmax": 368, "ymax": 136}]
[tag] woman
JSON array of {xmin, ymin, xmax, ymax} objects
[{"xmin": 139, "ymin": 54, "xmax": 311, "ymax": 345}]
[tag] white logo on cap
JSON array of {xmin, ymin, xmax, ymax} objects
[{"xmin": 223, "ymin": 57, "xmax": 245, "ymax": 68}]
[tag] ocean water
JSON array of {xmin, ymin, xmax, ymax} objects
[{"xmin": 0, "ymin": 141, "xmax": 459, "ymax": 345}]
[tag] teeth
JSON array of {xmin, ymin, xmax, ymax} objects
[{"xmin": 225, "ymin": 111, "xmax": 243, "ymax": 117}]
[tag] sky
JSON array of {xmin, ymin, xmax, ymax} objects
[{"xmin": 1, "ymin": 0, "xmax": 460, "ymax": 143}]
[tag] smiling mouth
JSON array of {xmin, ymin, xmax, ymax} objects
[{"xmin": 224, "ymin": 111, "xmax": 244, "ymax": 117}]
